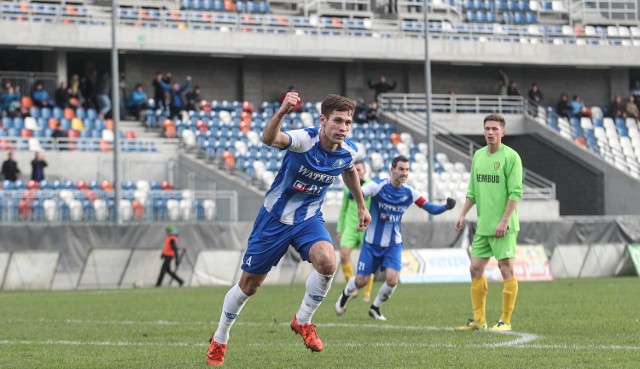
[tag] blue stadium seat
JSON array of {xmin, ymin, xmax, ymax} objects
[
  {"xmin": 494, "ymin": 0, "xmax": 506, "ymax": 10},
  {"xmin": 525, "ymin": 12, "xmax": 537, "ymax": 23},
  {"xmin": 507, "ymin": 0, "xmax": 518, "ymax": 10},
  {"xmin": 236, "ymin": 0, "xmax": 246, "ymax": 12},
  {"xmin": 513, "ymin": 11, "xmax": 524, "ymax": 23},
  {"xmin": 257, "ymin": 0, "xmax": 269, "ymax": 13},
  {"xmin": 518, "ymin": 0, "xmax": 529, "ymax": 11},
  {"xmin": 466, "ymin": 10, "xmax": 476, "ymax": 22}
]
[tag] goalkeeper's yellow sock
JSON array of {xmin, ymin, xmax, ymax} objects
[
  {"xmin": 362, "ymin": 273, "xmax": 374, "ymax": 297},
  {"xmin": 341, "ymin": 262, "xmax": 354, "ymax": 281},
  {"xmin": 500, "ymin": 277, "xmax": 518, "ymax": 324},
  {"xmin": 471, "ymin": 276, "xmax": 488, "ymax": 324}
]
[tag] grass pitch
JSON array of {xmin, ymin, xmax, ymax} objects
[{"xmin": 1, "ymin": 277, "xmax": 639, "ymax": 368}]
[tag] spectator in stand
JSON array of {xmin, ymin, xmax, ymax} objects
[
  {"xmin": 279, "ymin": 86, "xmax": 303, "ymax": 111},
  {"xmin": 353, "ymin": 98, "xmax": 368, "ymax": 123},
  {"xmin": 1, "ymin": 84, "xmax": 21, "ymax": 117},
  {"xmin": 95, "ymin": 72, "xmax": 112, "ymax": 119},
  {"xmin": 1, "ymin": 152, "xmax": 21, "ymax": 181},
  {"xmin": 152, "ymin": 71, "xmax": 171, "ymax": 111},
  {"xmin": 30, "ymin": 152, "xmax": 48, "ymax": 182},
  {"xmin": 158, "ymin": 75, "xmax": 192, "ymax": 118},
  {"xmin": 31, "ymin": 82, "xmax": 53, "ymax": 108},
  {"xmin": 630, "ymin": 80, "xmax": 640, "ymax": 102},
  {"xmin": 126, "ymin": 83, "xmax": 149, "ymax": 120},
  {"xmin": 493, "ymin": 69, "xmax": 509, "ymax": 96},
  {"xmin": 527, "ymin": 83, "xmax": 543, "ymax": 104},
  {"xmin": 556, "ymin": 93, "xmax": 572, "ymax": 119},
  {"xmin": 570, "ymin": 95, "xmax": 587, "ymax": 118},
  {"xmin": 51, "ymin": 121, "xmax": 68, "ymax": 145},
  {"xmin": 625, "ymin": 96, "xmax": 639, "ymax": 120},
  {"xmin": 608, "ymin": 95, "xmax": 626, "ymax": 119},
  {"xmin": 68, "ymin": 73, "xmax": 85, "ymax": 107},
  {"xmin": 54, "ymin": 81, "xmax": 70, "ymax": 108},
  {"xmin": 507, "ymin": 81, "xmax": 521, "ymax": 96},
  {"xmin": 81, "ymin": 69, "xmax": 98, "ymax": 109},
  {"xmin": 368, "ymin": 74, "xmax": 396, "ymax": 102},
  {"xmin": 185, "ymin": 85, "xmax": 203, "ymax": 112},
  {"xmin": 367, "ymin": 101, "xmax": 379, "ymax": 123}
]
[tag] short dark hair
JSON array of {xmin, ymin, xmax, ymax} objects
[
  {"xmin": 353, "ymin": 159, "xmax": 365, "ymax": 167},
  {"xmin": 483, "ymin": 114, "xmax": 505, "ymax": 127},
  {"xmin": 321, "ymin": 94, "xmax": 354, "ymax": 118},
  {"xmin": 391, "ymin": 155, "xmax": 409, "ymax": 168}
]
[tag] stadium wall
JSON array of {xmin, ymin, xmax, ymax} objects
[{"xmin": 1, "ymin": 218, "xmax": 638, "ymax": 289}]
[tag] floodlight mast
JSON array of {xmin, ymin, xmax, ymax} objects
[
  {"xmin": 423, "ymin": 0, "xmax": 435, "ymax": 223},
  {"xmin": 111, "ymin": 0, "xmax": 121, "ymax": 224}
]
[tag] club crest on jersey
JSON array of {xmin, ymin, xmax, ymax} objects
[
  {"xmin": 494, "ymin": 162, "xmax": 501, "ymax": 170},
  {"xmin": 332, "ymin": 159, "xmax": 346, "ymax": 168}
]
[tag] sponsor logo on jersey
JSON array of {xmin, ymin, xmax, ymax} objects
[
  {"xmin": 298, "ymin": 165, "xmax": 337, "ymax": 184},
  {"xmin": 332, "ymin": 159, "xmax": 346, "ymax": 168},
  {"xmin": 292, "ymin": 180, "xmax": 308, "ymax": 191},
  {"xmin": 477, "ymin": 174, "xmax": 500, "ymax": 183}
]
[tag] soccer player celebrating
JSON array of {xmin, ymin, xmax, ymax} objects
[
  {"xmin": 335, "ymin": 155, "xmax": 456, "ymax": 321},
  {"xmin": 454, "ymin": 114, "xmax": 523, "ymax": 332},
  {"xmin": 206, "ymin": 92, "xmax": 371, "ymax": 366},
  {"xmin": 336, "ymin": 159, "xmax": 375, "ymax": 302}
]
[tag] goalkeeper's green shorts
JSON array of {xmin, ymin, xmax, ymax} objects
[
  {"xmin": 470, "ymin": 232, "xmax": 518, "ymax": 260},
  {"xmin": 340, "ymin": 228, "xmax": 365, "ymax": 249}
]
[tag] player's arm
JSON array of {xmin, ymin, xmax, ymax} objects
[
  {"xmin": 496, "ymin": 153, "xmax": 523, "ymax": 237},
  {"xmin": 414, "ymin": 197, "xmax": 455, "ymax": 215},
  {"xmin": 262, "ymin": 92, "xmax": 301, "ymax": 149},
  {"xmin": 342, "ymin": 167, "xmax": 371, "ymax": 230},
  {"xmin": 169, "ymin": 238, "xmax": 179, "ymax": 264},
  {"xmin": 495, "ymin": 200, "xmax": 518, "ymax": 237},
  {"xmin": 454, "ymin": 197, "xmax": 475, "ymax": 232}
]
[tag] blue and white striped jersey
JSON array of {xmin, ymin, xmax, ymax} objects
[
  {"xmin": 264, "ymin": 127, "xmax": 359, "ymax": 225},
  {"xmin": 362, "ymin": 179, "xmax": 424, "ymax": 247}
]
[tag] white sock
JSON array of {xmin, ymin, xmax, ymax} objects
[
  {"xmin": 343, "ymin": 276, "xmax": 357, "ymax": 296},
  {"xmin": 213, "ymin": 284, "xmax": 249, "ymax": 344},
  {"xmin": 296, "ymin": 269, "xmax": 334, "ymax": 324},
  {"xmin": 373, "ymin": 282, "xmax": 396, "ymax": 308}
]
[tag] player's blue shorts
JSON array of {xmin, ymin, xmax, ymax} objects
[
  {"xmin": 241, "ymin": 206, "xmax": 333, "ymax": 274},
  {"xmin": 355, "ymin": 240, "xmax": 402, "ymax": 275}
]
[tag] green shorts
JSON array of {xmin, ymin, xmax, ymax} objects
[
  {"xmin": 340, "ymin": 229, "xmax": 365, "ymax": 249},
  {"xmin": 470, "ymin": 232, "xmax": 518, "ymax": 260}
]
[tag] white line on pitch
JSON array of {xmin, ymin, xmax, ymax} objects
[{"xmin": 0, "ymin": 340, "xmax": 638, "ymax": 351}]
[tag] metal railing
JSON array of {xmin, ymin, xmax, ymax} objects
[
  {"xmin": 379, "ymin": 94, "xmax": 557, "ymax": 200},
  {"xmin": 0, "ymin": 71, "xmax": 58, "ymax": 98},
  {"xmin": 0, "ymin": 188, "xmax": 238, "ymax": 223},
  {"xmin": 2, "ymin": 2, "xmax": 640, "ymax": 47},
  {"xmin": 380, "ymin": 93, "xmax": 525, "ymax": 115}
]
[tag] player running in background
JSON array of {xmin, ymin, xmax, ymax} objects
[
  {"xmin": 206, "ymin": 92, "xmax": 371, "ymax": 366},
  {"xmin": 336, "ymin": 159, "xmax": 375, "ymax": 301},
  {"xmin": 335, "ymin": 155, "xmax": 456, "ymax": 321},
  {"xmin": 454, "ymin": 114, "xmax": 523, "ymax": 332}
]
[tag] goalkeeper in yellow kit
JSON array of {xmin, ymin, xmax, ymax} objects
[
  {"xmin": 454, "ymin": 114, "xmax": 523, "ymax": 331},
  {"xmin": 336, "ymin": 159, "xmax": 375, "ymax": 301}
]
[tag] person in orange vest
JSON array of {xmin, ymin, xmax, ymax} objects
[{"xmin": 156, "ymin": 225, "xmax": 184, "ymax": 287}]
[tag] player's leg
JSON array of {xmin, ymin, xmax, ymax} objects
[
  {"xmin": 207, "ymin": 207, "xmax": 292, "ymax": 366},
  {"xmin": 455, "ymin": 235, "xmax": 491, "ymax": 331},
  {"xmin": 490, "ymin": 232, "xmax": 518, "ymax": 331},
  {"xmin": 368, "ymin": 245, "xmax": 402, "ymax": 321},
  {"xmin": 339, "ymin": 229, "xmax": 358, "ymax": 282},
  {"xmin": 336, "ymin": 241, "xmax": 379, "ymax": 315},
  {"xmin": 290, "ymin": 217, "xmax": 336, "ymax": 352},
  {"xmin": 356, "ymin": 231, "xmax": 375, "ymax": 301}
]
